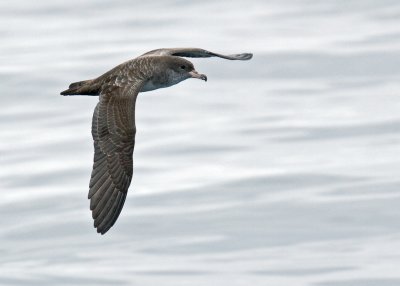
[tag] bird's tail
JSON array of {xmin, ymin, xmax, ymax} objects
[{"xmin": 60, "ymin": 79, "xmax": 99, "ymax": 96}]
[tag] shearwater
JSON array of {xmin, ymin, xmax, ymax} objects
[{"xmin": 61, "ymin": 48, "xmax": 253, "ymax": 234}]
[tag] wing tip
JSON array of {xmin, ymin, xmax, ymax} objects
[
  {"xmin": 91, "ymin": 191, "xmax": 127, "ymax": 235},
  {"xmin": 235, "ymin": 53, "xmax": 253, "ymax": 60},
  {"xmin": 97, "ymin": 227, "xmax": 107, "ymax": 235}
]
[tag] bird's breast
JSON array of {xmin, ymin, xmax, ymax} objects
[
  {"xmin": 140, "ymin": 79, "xmax": 161, "ymax": 92},
  {"xmin": 140, "ymin": 74, "xmax": 178, "ymax": 93}
]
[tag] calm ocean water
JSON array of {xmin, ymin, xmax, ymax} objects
[{"xmin": 1, "ymin": 1, "xmax": 400, "ymax": 285}]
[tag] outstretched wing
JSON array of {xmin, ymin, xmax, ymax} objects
[
  {"xmin": 88, "ymin": 77, "xmax": 144, "ymax": 234},
  {"xmin": 141, "ymin": 48, "xmax": 253, "ymax": 61}
]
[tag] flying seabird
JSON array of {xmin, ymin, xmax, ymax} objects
[{"xmin": 61, "ymin": 48, "xmax": 253, "ymax": 234}]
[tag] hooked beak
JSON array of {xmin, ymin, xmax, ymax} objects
[{"xmin": 189, "ymin": 70, "xmax": 207, "ymax": 82}]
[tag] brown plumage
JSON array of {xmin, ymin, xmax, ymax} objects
[{"xmin": 61, "ymin": 48, "xmax": 252, "ymax": 234}]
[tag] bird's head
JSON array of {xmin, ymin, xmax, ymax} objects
[
  {"xmin": 165, "ymin": 57, "xmax": 207, "ymax": 84},
  {"xmin": 141, "ymin": 56, "xmax": 207, "ymax": 92}
]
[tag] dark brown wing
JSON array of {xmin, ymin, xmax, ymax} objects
[
  {"xmin": 141, "ymin": 48, "xmax": 253, "ymax": 61},
  {"xmin": 88, "ymin": 78, "xmax": 144, "ymax": 234}
]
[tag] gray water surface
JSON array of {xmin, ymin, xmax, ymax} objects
[{"xmin": 1, "ymin": 1, "xmax": 400, "ymax": 285}]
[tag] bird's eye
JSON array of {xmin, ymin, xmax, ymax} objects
[{"xmin": 180, "ymin": 65, "xmax": 186, "ymax": 70}]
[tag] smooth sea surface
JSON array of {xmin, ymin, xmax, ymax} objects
[{"xmin": 1, "ymin": 1, "xmax": 400, "ymax": 285}]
